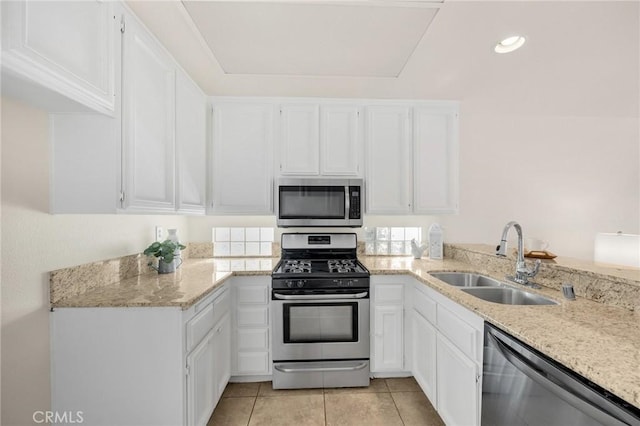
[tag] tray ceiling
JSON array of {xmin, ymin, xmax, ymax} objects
[{"xmin": 182, "ymin": 1, "xmax": 439, "ymax": 77}]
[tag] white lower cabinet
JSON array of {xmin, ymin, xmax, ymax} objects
[
  {"xmin": 187, "ymin": 329, "xmax": 217, "ymax": 426},
  {"xmin": 371, "ymin": 276, "xmax": 408, "ymax": 374},
  {"xmin": 412, "ymin": 307, "xmax": 437, "ymax": 403},
  {"xmin": 51, "ymin": 284, "xmax": 230, "ymax": 426},
  {"xmin": 186, "ymin": 310, "xmax": 231, "ymax": 426},
  {"xmin": 231, "ymin": 276, "xmax": 271, "ymax": 378},
  {"xmin": 436, "ymin": 333, "xmax": 479, "ymax": 426},
  {"xmin": 410, "ymin": 279, "xmax": 483, "ymax": 426}
]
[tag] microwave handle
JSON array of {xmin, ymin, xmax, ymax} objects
[{"xmin": 345, "ymin": 186, "xmax": 350, "ymax": 219}]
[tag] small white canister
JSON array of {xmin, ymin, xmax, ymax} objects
[{"xmin": 428, "ymin": 223, "xmax": 443, "ymax": 260}]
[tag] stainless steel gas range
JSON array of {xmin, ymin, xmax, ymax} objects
[{"xmin": 271, "ymin": 233, "xmax": 370, "ymax": 389}]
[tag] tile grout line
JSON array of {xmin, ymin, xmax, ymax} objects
[
  {"xmin": 323, "ymin": 389, "xmax": 328, "ymax": 426},
  {"xmin": 389, "ymin": 391, "xmax": 407, "ymax": 426},
  {"xmin": 245, "ymin": 384, "xmax": 261, "ymax": 426}
]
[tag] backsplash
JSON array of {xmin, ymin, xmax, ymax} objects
[
  {"xmin": 362, "ymin": 227, "xmax": 422, "ymax": 256},
  {"xmin": 212, "ymin": 227, "xmax": 275, "ymax": 257},
  {"xmin": 50, "ymin": 253, "xmax": 151, "ymax": 305},
  {"xmin": 445, "ymin": 244, "xmax": 640, "ymax": 311}
]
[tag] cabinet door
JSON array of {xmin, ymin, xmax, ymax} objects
[
  {"xmin": 176, "ymin": 71, "xmax": 206, "ymax": 214},
  {"xmin": 279, "ymin": 104, "xmax": 320, "ymax": 175},
  {"xmin": 186, "ymin": 332, "xmax": 216, "ymax": 426},
  {"xmin": 413, "ymin": 106, "xmax": 458, "ymax": 214},
  {"xmin": 1, "ymin": 0, "xmax": 115, "ymax": 113},
  {"xmin": 121, "ymin": 13, "xmax": 176, "ymax": 212},
  {"xmin": 372, "ymin": 304, "xmax": 404, "ymax": 372},
  {"xmin": 211, "ymin": 102, "xmax": 274, "ymax": 214},
  {"xmin": 365, "ymin": 106, "xmax": 412, "ymax": 214},
  {"xmin": 212, "ymin": 313, "xmax": 231, "ymax": 405},
  {"xmin": 320, "ymin": 105, "xmax": 361, "ymax": 176},
  {"xmin": 436, "ymin": 333, "xmax": 479, "ymax": 426},
  {"xmin": 412, "ymin": 309, "xmax": 437, "ymax": 405}
]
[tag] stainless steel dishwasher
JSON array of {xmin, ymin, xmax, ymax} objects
[{"xmin": 482, "ymin": 324, "xmax": 640, "ymax": 426}]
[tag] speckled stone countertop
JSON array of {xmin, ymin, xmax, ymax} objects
[
  {"xmin": 51, "ymin": 257, "xmax": 277, "ymax": 309},
  {"xmin": 359, "ymin": 255, "xmax": 640, "ymax": 409},
  {"xmin": 50, "ymin": 248, "xmax": 640, "ymax": 409}
]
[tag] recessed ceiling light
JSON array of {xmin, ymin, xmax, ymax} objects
[{"xmin": 494, "ymin": 35, "xmax": 526, "ymax": 53}]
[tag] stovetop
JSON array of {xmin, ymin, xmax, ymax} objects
[
  {"xmin": 272, "ymin": 233, "xmax": 370, "ymax": 289},
  {"xmin": 274, "ymin": 259, "xmax": 368, "ymax": 275}
]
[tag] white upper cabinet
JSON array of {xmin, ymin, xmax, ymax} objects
[
  {"xmin": 365, "ymin": 105, "xmax": 412, "ymax": 214},
  {"xmin": 365, "ymin": 103, "xmax": 459, "ymax": 215},
  {"xmin": 1, "ymin": 0, "xmax": 116, "ymax": 114},
  {"xmin": 320, "ymin": 105, "xmax": 361, "ymax": 176},
  {"xmin": 211, "ymin": 101, "xmax": 274, "ymax": 214},
  {"xmin": 279, "ymin": 104, "xmax": 320, "ymax": 175},
  {"xmin": 278, "ymin": 103, "xmax": 361, "ymax": 177},
  {"xmin": 50, "ymin": 5, "xmax": 206, "ymax": 215},
  {"xmin": 413, "ymin": 106, "xmax": 459, "ymax": 214},
  {"xmin": 176, "ymin": 71, "xmax": 207, "ymax": 214},
  {"xmin": 121, "ymin": 13, "xmax": 176, "ymax": 212}
]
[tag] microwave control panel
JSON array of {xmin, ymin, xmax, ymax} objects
[{"xmin": 349, "ymin": 186, "xmax": 361, "ymax": 219}]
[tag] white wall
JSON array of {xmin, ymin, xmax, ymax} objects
[
  {"xmin": 439, "ymin": 110, "xmax": 639, "ymax": 260},
  {"xmin": 0, "ymin": 97, "xmax": 189, "ymax": 425}
]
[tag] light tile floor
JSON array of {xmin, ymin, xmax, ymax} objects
[{"xmin": 207, "ymin": 377, "xmax": 445, "ymax": 426}]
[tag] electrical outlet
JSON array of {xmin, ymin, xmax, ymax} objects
[{"xmin": 155, "ymin": 226, "xmax": 163, "ymax": 242}]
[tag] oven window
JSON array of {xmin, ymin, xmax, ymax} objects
[
  {"xmin": 284, "ymin": 302, "xmax": 358, "ymax": 343},
  {"xmin": 279, "ymin": 186, "xmax": 345, "ymax": 219}
]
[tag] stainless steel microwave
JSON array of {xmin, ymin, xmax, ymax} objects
[{"xmin": 276, "ymin": 178, "xmax": 363, "ymax": 227}]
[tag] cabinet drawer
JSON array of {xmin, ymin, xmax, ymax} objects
[
  {"xmin": 237, "ymin": 351, "xmax": 270, "ymax": 375},
  {"xmin": 413, "ymin": 285, "xmax": 436, "ymax": 324},
  {"xmin": 436, "ymin": 304, "xmax": 477, "ymax": 361},
  {"xmin": 374, "ymin": 284, "xmax": 404, "ymax": 303},
  {"xmin": 237, "ymin": 328, "xmax": 269, "ymax": 351},
  {"xmin": 212, "ymin": 288, "xmax": 230, "ymax": 325},
  {"xmin": 186, "ymin": 303, "xmax": 214, "ymax": 352},
  {"xmin": 236, "ymin": 285, "xmax": 269, "ymax": 304},
  {"xmin": 237, "ymin": 307, "xmax": 269, "ymax": 327}
]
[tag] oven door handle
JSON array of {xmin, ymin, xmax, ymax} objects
[
  {"xmin": 273, "ymin": 291, "xmax": 368, "ymax": 300},
  {"xmin": 274, "ymin": 362, "xmax": 368, "ymax": 373}
]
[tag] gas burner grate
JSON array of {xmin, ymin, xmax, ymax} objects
[
  {"xmin": 282, "ymin": 260, "xmax": 312, "ymax": 274},
  {"xmin": 327, "ymin": 259, "xmax": 358, "ymax": 274}
]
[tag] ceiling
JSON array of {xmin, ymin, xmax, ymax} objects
[
  {"xmin": 126, "ymin": 0, "xmax": 639, "ymax": 117},
  {"xmin": 182, "ymin": 1, "xmax": 439, "ymax": 77}
]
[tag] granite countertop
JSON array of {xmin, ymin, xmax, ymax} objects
[
  {"xmin": 50, "ymin": 252, "xmax": 640, "ymax": 409},
  {"xmin": 51, "ymin": 257, "xmax": 277, "ymax": 309},
  {"xmin": 360, "ymin": 255, "xmax": 640, "ymax": 410}
]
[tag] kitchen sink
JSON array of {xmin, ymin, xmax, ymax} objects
[
  {"xmin": 460, "ymin": 287, "xmax": 558, "ymax": 306},
  {"xmin": 429, "ymin": 272, "xmax": 503, "ymax": 287},
  {"xmin": 429, "ymin": 271, "xmax": 558, "ymax": 305}
]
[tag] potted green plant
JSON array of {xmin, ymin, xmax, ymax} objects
[{"xmin": 143, "ymin": 240, "xmax": 186, "ymax": 274}]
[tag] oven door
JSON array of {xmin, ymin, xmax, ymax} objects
[{"xmin": 271, "ymin": 289, "xmax": 370, "ymax": 361}]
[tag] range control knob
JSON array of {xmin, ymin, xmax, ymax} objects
[
  {"xmin": 296, "ymin": 280, "xmax": 305, "ymax": 288},
  {"xmin": 285, "ymin": 280, "xmax": 294, "ymax": 288}
]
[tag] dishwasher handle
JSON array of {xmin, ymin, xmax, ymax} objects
[{"xmin": 487, "ymin": 329, "xmax": 632, "ymax": 426}]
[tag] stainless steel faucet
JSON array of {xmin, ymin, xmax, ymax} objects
[{"xmin": 496, "ymin": 221, "xmax": 541, "ymax": 288}]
